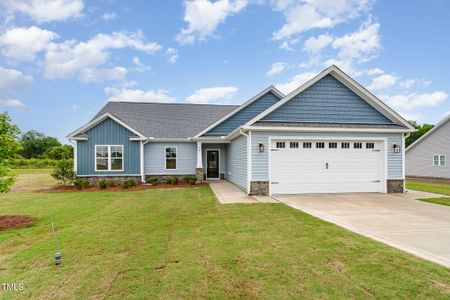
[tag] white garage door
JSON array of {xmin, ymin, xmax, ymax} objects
[{"xmin": 270, "ymin": 140, "xmax": 385, "ymax": 194}]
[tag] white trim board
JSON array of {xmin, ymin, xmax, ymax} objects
[{"xmin": 243, "ymin": 65, "xmax": 415, "ymax": 131}]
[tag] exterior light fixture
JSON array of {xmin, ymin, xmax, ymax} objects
[
  {"xmin": 392, "ymin": 144, "xmax": 401, "ymax": 153},
  {"xmin": 259, "ymin": 143, "xmax": 265, "ymax": 153}
]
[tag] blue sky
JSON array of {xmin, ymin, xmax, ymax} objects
[{"xmin": 0, "ymin": 0, "xmax": 449, "ymax": 143}]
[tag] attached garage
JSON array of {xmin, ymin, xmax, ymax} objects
[{"xmin": 269, "ymin": 139, "xmax": 386, "ymax": 194}]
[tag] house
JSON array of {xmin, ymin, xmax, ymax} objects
[
  {"xmin": 406, "ymin": 115, "xmax": 450, "ymax": 179},
  {"xmin": 67, "ymin": 65, "xmax": 415, "ymax": 195}
]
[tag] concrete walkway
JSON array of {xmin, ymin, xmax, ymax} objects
[
  {"xmin": 274, "ymin": 190, "xmax": 450, "ymax": 268},
  {"xmin": 209, "ymin": 181, "xmax": 278, "ymax": 204}
]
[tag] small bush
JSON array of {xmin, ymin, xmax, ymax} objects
[
  {"xmin": 98, "ymin": 180, "xmax": 107, "ymax": 189},
  {"xmin": 128, "ymin": 179, "xmax": 136, "ymax": 187},
  {"xmin": 51, "ymin": 160, "xmax": 75, "ymax": 185},
  {"xmin": 106, "ymin": 180, "xmax": 115, "ymax": 187},
  {"xmin": 148, "ymin": 176, "xmax": 159, "ymax": 185},
  {"xmin": 121, "ymin": 180, "xmax": 130, "ymax": 189},
  {"xmin": 74, "ymin": 179, "xmax": 89, "ymax": 190},
  {"xmin": 166, "ymin": 176, "xmax": 178, "ymax": 185},
  {"xmin": 188, "ymin": 176, "xmax": 197, "ymax": 185}
]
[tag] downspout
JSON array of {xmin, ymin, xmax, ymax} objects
[
  {"xmin": 403, "ymin": 132, "xmax": 410, "ymax": 192},
  {"xmin": 141, "ymin": 138, "xmax": 152, "ymax": 183},
  {"xmin": 69, "ymin": 139, "xmax": 77, "ymax": 175},
  {"xmin": 239, "ymin": 128, "xmax": 251, "ymax": 195}
]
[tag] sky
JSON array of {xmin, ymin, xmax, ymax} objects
[{"xmin": 0, "ymin": 0, "xmax": 449, "ymax": 143}]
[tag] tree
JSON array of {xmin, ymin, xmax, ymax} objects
[
  {"xmin": 51, "ymin": 160, "xmax": 75, "ymax": 185},
  {"xmin": 406, "ymin": 121, "xmax": 434, "ymax": 148},
  {"xmin": 0, "ymin": 112, "xmax": 21, "ymax": 193},
  {"xmin": 19, "ymin": 130, "xmax": 61, "ymax": 158},
  {"xmin": 45, "ymin": 145, "xmax": 73, "ymax": 160}
]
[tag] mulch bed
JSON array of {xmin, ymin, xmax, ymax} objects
[
  {"xmin": 0, "ymin": 215, "xmax": 38, "ymax": 231},
  {"xmin": 37, "ymin": 182, "xmax": 209, "ymax": 193}
]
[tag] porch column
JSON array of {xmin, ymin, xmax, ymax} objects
[{"xmin": 195, "ymin": 141, "xmax": 204, "ymax": 182}]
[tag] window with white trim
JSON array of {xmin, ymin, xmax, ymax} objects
[
  {"xmin": 95, "ymin": 145, "xmax": 123, "ymax": 171},
  {"xmin": 303, "ymin": 142, "xmax": 312, "ymax": 149},
  {"xmin": 290, "ymin": 142, "xmax": 299, "ymax": 149},
  {"xmin": 354, "ymin": 142, "xmax": 362, "ymax": 149},
  {"xmin": 316, "ymin": 142, "xmax": 325, "ymax": 149},
  {"xmin": 165, "ymin": 147, "xmax": 177, "ymax": 169},
  {"xmin": 341, "ymin": 142, "xmax": 350, "ymax": 149},
  {"xmin": 276, "ymin": 142, "xmax": 285, "ymax": 149},
  {"xmin": 433, "ymin": 155, "xmax": 445, "ymax": 166}
]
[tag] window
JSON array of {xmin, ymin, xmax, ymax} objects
[
  {"xmin": 366, "ymin": 142, "xmax": 375, "ymax": 149},
  {"xmin": 354, "ymin": 142, "xmax": 362, "ymax": 149},
  {"xmin": 303, "ymin": 142, "xmax": 312, "ymax": 149},
  {"xmin": 316, "ymin": 142, "xmax": 325, "ymax": 149},
  {"xmin": 290, "ymin": 142, "xmax": 299, "ymax": 148},
  {"xmin": 433, "ymin": 155, "xmax": 446, "ymax": 166},
  {"xmin": 95, "ymin": 145, "xmax": 123, "ymax": 171},
  {"xmin": 276, "ymin": 142, "xmax": 285, "ymax": 149},
  {"xmin": 329, "ymin": 142, "xmax": 337, "ymax": 149},
  {"xmin": 165, "ymin": 147, "xmax": 177, "ymax": 169},
  {"xmin": 341, "ymin": 142, "xmax": 350, "ymax": 149}
]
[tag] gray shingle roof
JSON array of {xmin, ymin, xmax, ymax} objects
[{"xmin": 94, "ymin": 102, "xmax": 239, "ymax": 138}]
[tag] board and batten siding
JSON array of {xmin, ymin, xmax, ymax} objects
[
  {"xmin": 226, "ymin": 135, "xmax": 247, "ymax": 190},
  {"xmin": 144, "ymin": 142, "xmax": 196, "ymax": 175},
  {"xmin": 406, "ymin": 120, "xmax": 450, "ymax": 178},
  {"xmin": 202, "ymin": 143, "xmax": 226, "ymax": 174},
  {"xmin": 251, "ymin": 131, "xmax": 404, "ymax": 181},
  {"xmin": 204, "ymin": 91, "xmax": 280, "ymax": 136},
  {"xmin": 77, "ymin": 117, "xmax": 141, "ymax": 176},
  {"xmin": 261, "ymin": 75, "xmax": 393, "ymax": 124}
]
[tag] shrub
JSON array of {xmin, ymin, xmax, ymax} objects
[
  {"xmin": 98, "ymin": 180, "xmax": 107, "ymax": 189},
  {"xmin": 128, "ymin": 179, "xmax": 136, "ymax": 187},
  {"xmin": 6, "ymin": 158, "xmax": 61, "ymax": 169},
  {"xmin": 106, "ymin": 180, "xmax": 115, "ymax": 187},
  {"xmin": 74, "ymin": 179, "xmax": 89, "ymax": 190},
  {"xmin": 148, "ymin": 176, "xmax": 159, "ymax": 185},
  {"xmin": 166, "ymin": 176, "xmax": 178, "ymax": 185},
  {"xmin": 188, "ymin": 176, "xmax": 197, "ymax": 185},
  {"xmin": 121, "ymin": 180, "xmax": 130, "ymax": 189},
  {"xmin": 51, "ymin": 160, "xmax": 75, "ymax": 185}
]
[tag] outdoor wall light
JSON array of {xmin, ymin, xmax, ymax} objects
[
  {"xmin": 259, "ymin": 143, "xmax": 265, "ymax": 153},
  {"xmin": 392, "ymin": 143, "xmax": 401, "ymax": 153}
]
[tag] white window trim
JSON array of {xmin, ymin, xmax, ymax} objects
[
  {"xmin": 164, "ymin": 146, "xmax": 177, "ymax": 171},
  {"xmin": 433, "ymin": 154, "xmax": 446, "ymax": 166},
  {"xmin": 94, "ymin": 145, "xmax": 124, "ymax": 172}
]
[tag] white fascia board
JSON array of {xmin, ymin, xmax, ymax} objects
[
  {"xmin": 193, "ymin": 86, "xmax": 284, "ymax": 138},
  {"xmin": 243, "ymin": 65, "xmax": 415, "ymax": 131},
  {"xmin": 67, "ymin": 112, "xmax": 146, "ymax": 139},
  {"xmin": 191, "ymin": 136, "xmax": 230, "ymax": 143},
  {"xmin": 242, "ymin": 125, "xmax": 414, "ymax": 133},
  {"xmin": 406, "ymin": 114, "xmax": 450, "ymax": 152}
]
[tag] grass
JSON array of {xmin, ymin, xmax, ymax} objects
[
  {"xmin": 0, "ymin": 170, "xmax": 450, "ymax": 299},
  {"xmin": 418, "ymin": 198, "xmax": 450, "ymax": 207},
  {"xmin": 406, "ymin": 178, "xmax": 450, "ymax": 207}
]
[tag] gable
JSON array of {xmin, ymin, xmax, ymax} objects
[
  {"xmin": 84, "ymin": 117, "xmax": 136, "ymax": 140},
  {"xmin": 407, "ymin": 118, "xmax": 449, "ymax": 153},
  {"xmin": 204, "ymin": 91, "xmax": 280, "ymax": 136},
  {"xmin": 261, "ymin": 75, "xmax": 394, "ymax": 125}
]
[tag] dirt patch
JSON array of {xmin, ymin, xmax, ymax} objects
[
  {"xmin": 327, "ymin": 258, "xmax": 346, "ymax": 273},
  {"xmin": 0, "ymin": 215, "xmax": 38, "ymax": 231},
  {"xmin": 154, "ymin": 260, "xmax": 180, "ymax": 270},
  {"xmin": 37, "ymin": 182, "xmax": 209, "ymax": 193},
  {"xmin": 433, "ymin": 280, "xmax": 450, "ymax": 292}
]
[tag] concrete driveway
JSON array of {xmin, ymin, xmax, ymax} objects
[{"xmin": 274, "ymin": 191, "xmax": 450, "ymax": 268}]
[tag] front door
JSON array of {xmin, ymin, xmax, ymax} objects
[{"xmin": 206, "ymin": 150, "xmax": 220, "ymax": 179}]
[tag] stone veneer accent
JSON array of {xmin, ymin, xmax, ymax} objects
[
  {"xmin": 387, "ymin": 179, "xmax": 404, "ymax": 193},
  {"xmin": 249, "ymin": 181, "xmax": 269, "ymax": 195},
  {"xmin": 80, "ymin": 176, "xmax": 141, "ymax": 185},
  {"xmin": 195, "ymin": 168, "xmax": 204, "ymax": 182}
]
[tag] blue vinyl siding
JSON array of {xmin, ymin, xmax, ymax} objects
[
  {"xmin": 226, "ymin": 135, "xmax": 247, "ymax": 190},
  {"xmin": 144, "ymin": 142, "xmax": 196, "ymax": 175},
  {"xmin": 202, "ymin": 143, "xmax": 226, "ymax": 174},
  {"xmin": 205, "ymin": 91, "xmax": 280, "ymax": 136},
  {"xmin": 251, "ymin": 131, "xmax": 403, "ymax": 180},
  {"xmin": 262, "ymin": 75, "xmax": 393, "ymax": 124},
  {"xmin": 77, "ymin": 118, "xmax": 141, "ymax": 176}
]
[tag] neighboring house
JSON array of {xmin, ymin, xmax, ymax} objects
[
  {"xmin": 406, "ymin": 115, "xmax": 450, "ymax": 178},
  {"xmin": 67, "ymin": 65, "xmax": 415, "ymax": 195}
]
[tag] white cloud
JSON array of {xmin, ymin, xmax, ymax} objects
[
  {"xmin": 399, "ymin": 79, "xmax": 415, "ymax": 89},
  {"xmin": 0, "ymin": 67, "xmax": 33, "ymax": 92},
  {"xmin": 0, "ymin": 26, "xmax": 59, "ymax": 62},
  {"xmin": 166, "ymin": 48, "xmax": 178, "ymax": 64},
  {"xmin": 279, "ymin": 41, "xmax": 294, "ymax": 51},
  {"xmin": 101, "ymin": 12, "xmax": 116, "ymax": 21},
  {"xmin": 105, "ymin": 87, "xmax": 175, "ymax": 103},
  {"xmin": 368, "ymin": 74, "xmax": 397, "ymax": 91},
  {"xmin": 0, "ymin": 99, "xmax": 28, "ymax": 110},
  {"xmin": 175, "ymin": 0, "xmax": 248, "ymax": 45},
  {"xmin": 398, "ymin": 111, "xmax": 423, "ymax": 122},
  {"xmin": 78, "ymin": 67, "xmax": 127, "ymax": 83},
  {"xmin": 381, "ymin": 91, "xmax": 448, "ymax": 111},
  {"xmin": 367, "ymin": 67, "xmax": 384, "ymax": 75},
  {"xmin": 275, "ymin": 71, "xmax": 317, "ymax": 94},
  {"xmin": 44, "ymin": 31, "xmax": 161, "ymax": 80},
  {"xmin": 131, "ymin": 56, "xmax": 150, "ymax": 72},
  {"xmin": 2, "ymin": 0, "xmax": 84, "ymax": 23},
  {"xmin": 303, "ymin": 34, "xmax": 333, "ymax": 53},
  {"xmin": 332, "ymin": 21, "xmax": 381, "ymax": 60},
  {"xmin": 266, "ymin": 62, "xmax": 286, "ymax": 77},
  {"xmin": 272, "ymin": 0, "xmax": 374, "ymax": 40},
  {"xmin": 186, "ymin": 86, "xmax": 238, "ymax": 103}
]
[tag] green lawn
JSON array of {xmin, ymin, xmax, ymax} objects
[
  {"xmin": 406, "ymin": 178, "xmax": 450, "ymax": 207},
  {"xmin": 1, "ymin": 170, "xmax": 450, "ymax": 299},
  {"xmin": 419, "ymin": 198, "xmax": 450, "ymax": 207}
]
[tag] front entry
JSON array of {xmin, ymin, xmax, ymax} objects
[{"xmin": 206, "ymin": 150, "xmax": 220, "ymax": 180}]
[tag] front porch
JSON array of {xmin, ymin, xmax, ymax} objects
[{"xmin": 195, "ymin": 141, "xmax": 228, "ymax": 182}]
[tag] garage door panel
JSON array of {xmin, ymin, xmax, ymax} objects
[{"xmin": 270, "ymin": 140, "xmax": 385, "ymax": 194}]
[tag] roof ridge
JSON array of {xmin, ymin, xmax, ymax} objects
[{"xmin": 108, "ymin": 101, "xmax": 239, "ymax": 107}]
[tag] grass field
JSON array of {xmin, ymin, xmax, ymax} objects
[
  {"xmin": 407, "ymin": 178, "xmax": 450, "ymax": 207},
  {"xmin": 1, "ymin": 170, "xmax": 450, "ymax": 299}
]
